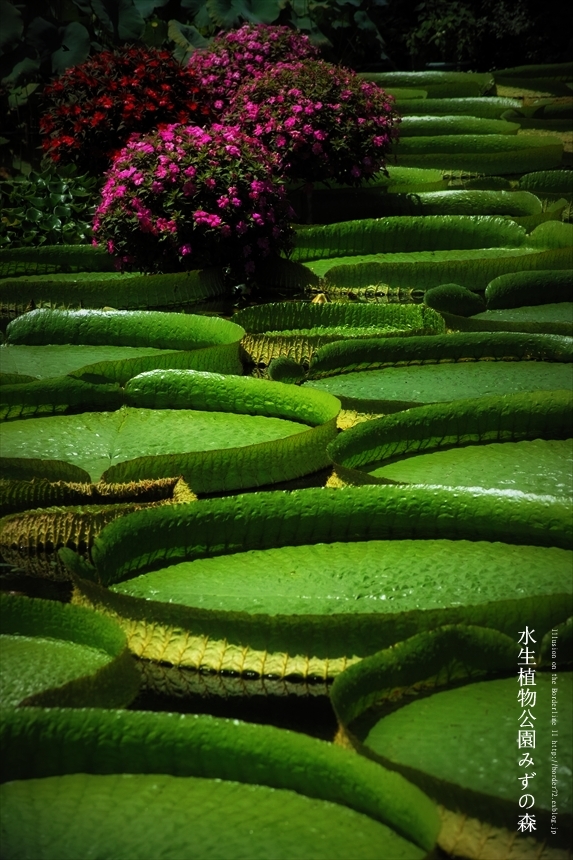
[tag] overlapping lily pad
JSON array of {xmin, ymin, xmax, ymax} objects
[
  {"xmin": 0, "ymin": 267, "xmax": 230, "ymax": 323},
  {"xmin": 0, "ymin": 477, "xmax": 195, "ymax": 579},
  {"xmin": 0, "ymin": 773, "xmax": 428, "ymax": 860},
  {"xmin": 444, "ymin": 302, "xmax": 573, "ymax": 336},
  {"xmin": 0, "ymin": 592, "xmax": 139, "ymax": 708},
  {"xmin": 327, "ymin": 390, "xmax": 572, "ymax": 491},
  {"xmin": 1, "ymin": 308, "xmax": 244, "ymax": 385},
  {"xmin": 0, "ymin": 707, "xmax": 439, "ymax": 856},
  {"xmin": 302, "ymin": 332, "xmax": 572, "ymax": 412},
  {"xmin": 61, "ymin": 484, "xmax": 571, "ymax": 693},
  {"xmin": 330, "ymin": 626, "xmax": 572, "ymax": 857},
  {"xmin": 234, "ymin": 301, "xmax": 444, "ymax": 367},
  {"xmin": 0, "ymin": 371, "xmax": 340, "ymax": 493}
]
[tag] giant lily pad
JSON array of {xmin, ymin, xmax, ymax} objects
[
  {"xmin": 447, "ymin": 302, "xmax": 573, "ymax": 337},
  {"xmin": 234, "ymin": 301, "xmax": 444, "ymax": 367},
  {"xmin": 303, "ymin": 333, "xmax": 572, "ymax": 412},
  {"xmin": 1, "ymin": 308, "xmax": 244, "ymax": 384},
  {"xmin": 0, "ymin": 592, "xmax": 139, "ymax": 708},
  {"xmin": 0, "ymin": 267, "xmax": 230, "ymax": 322},
  {"xmin": 305, "ymin": 245, "xmax": 572, "ymax": 292},
  {"xmin": 327, "ymin": 390, "xmax": 572, "ymax": 490},
  {"xmin": 369, "ymin": 438, "xmax": 573, "ymax": 496},
  {"xmin": 0, "ymin": 477, "xmax": 196, "ymax": 579},
  {"xmin": 0, "ymin": 773, "xmax": 428, "ymax": 860},
  {"xmin": 64, "ymin": 485, "xmax": 571, "ymax": 691},
  {"xmin": 290, "ymin": 216, "xmax": 527, "ymax": 262},
  {"xmin": 0, "ymin": 707, "xmax": 439, "ymax": 854},
  {"xmin": 0, "ymin": 371, "xmax": 340, "ymax": 493},
  {"xmin": 330, "ymin": 626, "xmax": 572, "ymax": 857}
]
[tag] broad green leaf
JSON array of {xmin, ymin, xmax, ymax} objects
[
  {"xmin": 331, "ymin": 626, "xmax": 572, "ymax": 857},
  {"xmin": 305, "ymin": 246, "xmax": 572, "ymax": 292},
  {"xmin": 0, "ymin": 593, "xmax": 139, "ymax": 708},
  {"xmin": 0, "ymin": 707, "xmax": 439, "ymax": 852},
  {"xmin": 1, "ymin": 372, "xmax": 340, "ymax": 491},
  {"xmin": 291, "ymin": 215, "xmax": 526, "ymax": 262},
  {"xmin": 394, "ymin": 97, "xmax": 526, "ymax": 118},
  {"xmin": 305, "ymin": 360, "xmax": 572, "ymax": 410},
  {"xmin": 0, "ymin": 773, "xmax": 427, "ymax": 860},
  {"xmin": 306, "ymin": 331, "xmax": 573, "ymax": 380},
  {"xmin": 327, "ymin": 391, "xmax": 572, "ymax": 480},
  {"xmin": 369, "ymin": 438, "xmax": 573, "ymax": 497},
  {"xmin": 0, "ymin": 345, "xmax": 166, "ymax": 379},
  {"xmin": 454, "ymin": 302, "xmax": 573, "ymax": 336},
  {"xmin": 0, "ymin": 244, "xmax": 116, "ymax": 278},
  {"xmin": 399, "ymin": 116, "xmax": 519, "ymax": 136},
  {"xmin": 394, "ymin": 144, "xmax": 563, "ymax": 175},
  {"xmin": 71, "ymin": 535, "xmax": 571, "ymax": 683},
  {"xmin": 51, "ymin": 22, "xmax": 90, "ymax": 74},
  {"xmin": 234, "ymin": 301, "xmax": 444, "ymax": 366},
  {"xmin": 360, "ymin": 675, "xmax": 571, "ymax": 845},
  {"xmin": 0, "ymin": 268, "xmax": 229, "ymax": 317},
  {"xmin": 5, "ymin": 309, "xmax": 243, "ymax": 351},
  {"xmin": 494, "ymin": 62, "xmax": 573, "ymax": 79},
  {"xmin": 485, "ymin": 269, "xmax": 572, "ymax": 309},
  {"xmin": 360, "ymin": 72, "xmax": 494, "ymax": 99},
  {"xmin": 2, "ymin": 309, "xmax": 244, "ymax": 384},
  {"xmin": 331, "ymin": 625, "xmax": 519, "ymax": 727},
  {"xmin": 287, "ymin": 187, "xmax": 542, "ymax": 224},
  {"xmin": 72, "ymin": 484, "xmax": 572, "ymax": 585},
  {"xmin": 520, "ymin": 170, "xmax": 573, "ymax": 195},
  {"xmin": 112, "ymin": 539, "xmax": 573, "ymax": 619},
  {"xmin": 376, "ymin": 189, "xmax": 542, "ymax": 216},
  {"xmin": 0, "ymin": 376, "xmax": 124, "ymax": 421},
  {"xmin": 0, "ymin": 408, "xmax": 309, "ymax": 483},
  {"xmin": 393, "ymin": 133, "xmax": 561, "ymax": 155}
]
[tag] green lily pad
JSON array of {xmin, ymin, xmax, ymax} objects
[
  {"xmin": 0, "ymin": 593, "xmax": 139, "ymax": 708},
  {"xmin": 330, "ymin": 625, "xmax": 573, "ymax": 855},
  {"xmin": 2, "ymin": 309, "xmax": 244, "ymax": 384},
  {"xmin": 361, "ymin": 674, "xmax": 572, "ymax": 849},
  {"xmin": 369, "ymin": 438, "xmax": 573, "ymax": 496},
  {"xmin": 328, "ymin": 391, "xmax": 572, "ymax": 488},
  {"xmin": 0, "ymin": 773, "xmax": 427, "ymax": 860},
  {"xmin": 0, "ymin": 707, "xmax": 439, "ymax": 853},
  {"xmin": 112, "ymin": 539, "xmax": 572, "ymax": 619},
  {"xmin": 305, "ymin": 245, "xmax": 572, "ymax": 292},
  {"xmin": 0, "ymin": 408, "xmax": 307, "ymax": 482},
  {"xmin": 65, "ymin": 483, "xmax": 571, "ymax": 687},
  {"xmin": 304, "ymin": 359, "xmax": 571, "ymax": 411},
  {"xmin": 0, "ymin": 344, "xmax": 167, "ymax": 379},
  {"xmin": 234, "ymin": 301, "xmax": 444, "ymax": 366},
  {"xmin": 0, "ymin": 371, "xmax": 340, "ymax": 492},
  {"xmin": 472, "ymin": 302, "xmax": 573, "ymax": 331},
  {"xmin": 440, "ymin": 302, "xmax": 573, "ymax": 336}
]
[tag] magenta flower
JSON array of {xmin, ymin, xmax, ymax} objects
[
  {"xmin": 187, "ymin": 24, "xmax": 319, "ymax": 114},
  {"xmin": 225, "ymin": 59, "xmax": 399, "ymax": 185},
  {"xmin": 93, "ymin": 122, "xmax": 294, "ymax": 278}
]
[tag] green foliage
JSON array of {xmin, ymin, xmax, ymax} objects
[{"xmin": 0, "ymin": 164, "xmax": 100, "ymax": 249}]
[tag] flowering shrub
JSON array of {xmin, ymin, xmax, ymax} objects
[
  {"xmin": 92, "ymin": 123, "xmax": 295, "ymax": 278},
  {"xmin": 39, "ymin": 46, "xmax": 211, "ymax": 175},
  {"xmin": 188, "ymin": 23, "xmax": 319, "ymax": 114},
  {"xmin": 225, "ymin": 59, "xmax": 399, "ymax": 186}
]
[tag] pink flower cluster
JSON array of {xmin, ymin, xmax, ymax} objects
[
  {"xmin": 93, "ymin": 123, "xmax": 294, "ymax": 276},
  {"xmin": 188, "ymin": 23, "xmax": 319, "ymax": 113},
  {"xmin": 225, "ymin": 59, "xmax": 399, "ymax": 185}
]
